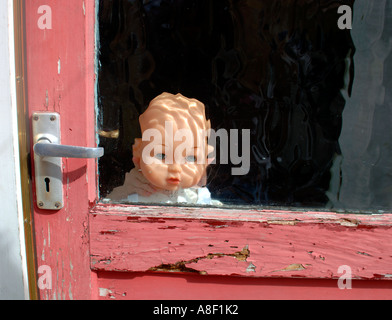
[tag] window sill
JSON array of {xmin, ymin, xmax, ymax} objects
[{"xmin": 90, "ymin": 204, "xmax": 392, "ymax": 280}]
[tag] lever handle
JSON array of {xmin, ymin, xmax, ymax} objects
[
  {"xmin": 34, "ymin": 141, "xmax": 104, "ymax": 158},
  {"xmin": 32, "ymin": 111, "xmax": 104, "ymax": 210}
]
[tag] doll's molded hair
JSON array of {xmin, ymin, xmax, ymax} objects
[
  {"xmin": 139, "ymin": 92, "xmax": 211, "ymax": 132},
  {"xmin": 133, "ymin": 92, "xmax": 212, "ymax": 163}
]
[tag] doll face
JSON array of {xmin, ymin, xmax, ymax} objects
[{"xmin": 138, "ymin": 111, "xmax": 209, "ymax": 191}]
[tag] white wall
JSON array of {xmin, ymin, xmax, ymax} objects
[{"xmin": 0, "ymin": 0, "xmax": 29, "ymax": 300}]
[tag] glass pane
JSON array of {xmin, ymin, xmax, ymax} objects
[{"xmin": 97, "ymin": 0, "xmax": 392, "ymax": 213}]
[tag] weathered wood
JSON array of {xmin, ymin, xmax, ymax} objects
[
  {"xmin": 26, "ymin": 0, "xmax": 392, "ymax": 300},
  {"xmin": 26, "ymin": 0, "xmax": 97, "ymax": 299},
  {"xmin": 90, "ymin": 204, "xmax": 392, "ymax": 280},
  {"xmin": 95, "ymin": 272, "xmax": 392, "ymax": 300}
]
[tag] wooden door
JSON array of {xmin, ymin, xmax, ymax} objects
[
  {"xmin": 26, "ymin": 0, "xmax": 96, "ymax": 300},
  {"xmin": 25, "ymin": 0, "xmax": 392, "ymax": 301}
]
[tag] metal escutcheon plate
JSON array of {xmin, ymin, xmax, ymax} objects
[{"xmin": 32, "ymin": 112, "xmax": 64, "ymax": 210}]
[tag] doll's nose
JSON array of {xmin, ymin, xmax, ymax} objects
[{"xmin": 168, "ymin": 163, "xmax": 182, "ymax": 173}]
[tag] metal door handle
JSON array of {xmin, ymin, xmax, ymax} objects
[
  {"xmin": 34, "ymin": 140, "xmax": 104, "ymax": 158},
  {"xmin": 32, "ymin": 111, "xmax": 104, "ymax": 210}
]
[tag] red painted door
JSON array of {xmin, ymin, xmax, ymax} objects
[
  {"xmin": 25, "ymin": 0, "xmax": 392, "ymax": 301},
  {"xmin": 26, "ymin": 0, "xmax": 97, "ymax": 299}
]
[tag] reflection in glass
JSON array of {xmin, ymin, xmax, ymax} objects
[{"xmin": 97, "ymin": 0, "xmax": 392, "ymax": 213}]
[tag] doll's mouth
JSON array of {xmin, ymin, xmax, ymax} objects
[{"xmin": 167, "ymin": 177, "xmax": 181, "ymax": 185}]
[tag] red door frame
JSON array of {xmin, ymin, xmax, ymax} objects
[
  {"xmin": 26, "ymin": 0, "xmax": 96, "ymax": 299},
  {"xmin": 25, "ymin": 0, "xmax": 392, "ymax": 300}
]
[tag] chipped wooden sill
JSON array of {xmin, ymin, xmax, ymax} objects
[{"xmin": 89, "ymin": 204, "xmax": 392, "ymax": 280}]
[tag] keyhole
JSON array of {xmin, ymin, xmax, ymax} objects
[{"xmin": 45, "ymin": 177, "xmax": 50, "ymax": 192}]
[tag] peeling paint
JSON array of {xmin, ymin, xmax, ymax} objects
[
  {"xmin": 90, "ymin": 208, "xmax": 392, "ymax": 280},
  {"xmin": 308, "ymin": 251, "xmax": 326, "ymax": 261},
  {"xmin": 45, "ymin": 89, "xmax": 49, "ymax": 108},
  {"xmin": 99, "ymin": 288, "xmax": 112, "ymax": 297},
  {"xmin": 278, "ymin": 264, "xmax": 307, "ymax": 272},
  {"xmin": 149, "ymin": 261, "xmax": 203, "ymax": 274},
  {"xmin": 91, "ymin": 255, "xmax": 112, "ymax": 266},
  {"xmin": 99, "ymin": 288, "xmax": 108, "ymax": 296},
  {"xmin": 99, "ymin": 287, "xmax": 126, "ymax": 299},
  {"xmin": 357, "ymin": 251, "xmax": 372, "ymax": 257},
  {"xmin": 69, "ymin": 283, "xmax": 73, "ymax": 300},
  {"xmin": 268, "ymin": 220, "xmax": 298, "ymax": 226},
  {"xmin": 246, "ymin": 262, "xmax": 256, "ymax": 273},
  {"xmin": 148, "ymin": 246, "xmax": 250, "ymax": 274},
  {"xmin": 337, "ymin": 218, "xmax": 360, "ymax": 227},
  {"xmin": 99, "ymin": 230, "xmax": 119, "ymax": 235},
  {"xmin": 48, "ymin": 222, "xmax": 51, "ymax": 247}
]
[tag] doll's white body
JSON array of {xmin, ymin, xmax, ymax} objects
[{"xmin": 126, "ymin": 186, "xmax": 221, "ymax": 205}]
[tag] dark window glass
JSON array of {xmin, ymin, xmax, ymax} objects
[{"xmin": 97, "ymin": 0, "xmax": 392, "ymax": 213}]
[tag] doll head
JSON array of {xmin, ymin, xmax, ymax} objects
[{"xmin": 133, "ymin": 92, "xmax": 213, "ymax": 191}]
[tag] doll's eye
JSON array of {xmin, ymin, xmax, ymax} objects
[
  {"xmin": 185, "ymin": 155, "xmax": 197, "ymax": 163},
  {"xmin": 155, "ymin": 153, "xmax": 166, "ymax": 160}
]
